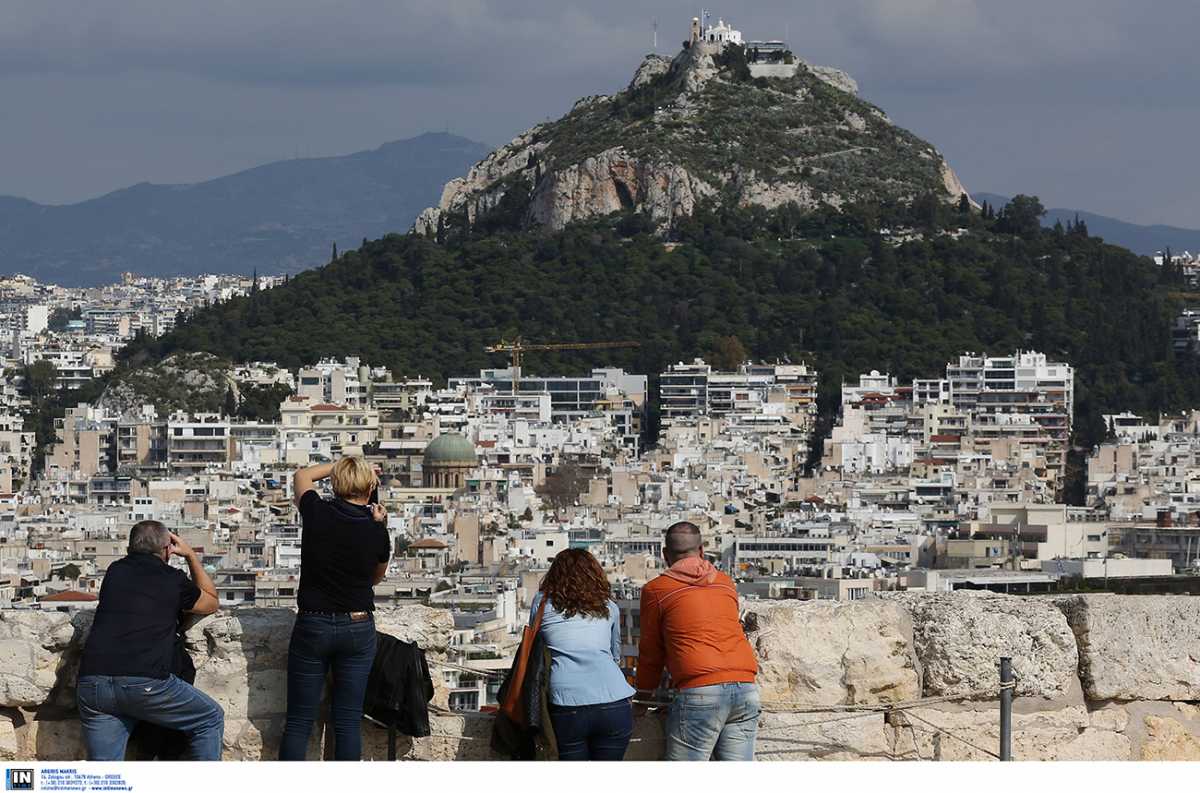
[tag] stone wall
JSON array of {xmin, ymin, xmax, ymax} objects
[{"xmin": 3, "ymin": 593, "xmax": 1199, "ymax": 761}]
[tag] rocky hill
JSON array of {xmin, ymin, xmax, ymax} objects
[
  {"xmin": 416, "ymin": 43, "xmax": 969, "ymax": 236},
  {"xmin": 94, "ymin": 352, "xmax": 239, "ymax": 417},
  {"xmin": 0, "ymin": 133, "xmax": 490, "ymax": 286}
]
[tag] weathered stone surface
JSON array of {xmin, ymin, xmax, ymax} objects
[
  {"xmin": 0, "ymin": 612, "xmax": 77, "ymax": 707},
  {"xmin": 1140, "ymin": 715, "xmax": 1200, "ymax": 760},
  {"xmin": 188, "ymin": 610, "xmax": 291, "ymax": 722},
  {"xmin": 0, "ymin": 715, "xmax": 17, "ymax": 760},
  {"xmin": 1174, "ymin": 702, "xmax": 1200, "ymax": 721},
  {"xmin": 359, "ymin": 712, "xmax": 495, "ymax": 761},
  {"xmin": 893, "ymin": 705, "xmax": 1127, "ymax": 761},
  {"xmin": 7, "ymin": 597, "xmax": 1200, "ymax": 762},
  {"xmin": 883, "ymin": 592, "xmax": 1078, "ymax": 700},
  {"xmin": 747, "ymin": 600, "xmax": 920, "ymax": 707},
  {"xmin": 375, "ymin": 605, "xmax": 455, "ymax": 652},
  {"xmin": 1056, "ymin": 594, "xmax": 1200, "ymax": 701},
  {"xmin": 527, "ymin": 148, "xmax": 716, "ymax": 231},
  {"xmin": 1090, "ymin": 704, "xmax": 1130, "ymax": 733},
  {"xmin": 22, "ymin": 718, "xmax": 85, "ymax": 761},
  {"xmin": 755, "ymin": 710, "xmax": 895, "ymax": 761},
  {"xmin": 629, "ymin": 54, "xmax": 672, "ymax": 89},
  {"xmin": 941, "ymin": 161, "xmax": 971, "ymax": 203},
  {"xmin": 806, "ymin": 63, "xmax": 859, "ymax": 95}
]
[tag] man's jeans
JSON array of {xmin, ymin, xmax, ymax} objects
[
  {"xmin": 77, "ymin": 674, "xmax": 225, "ymax": 761},
  {"xmin": 664, "ymin": 682, "xmax": 760, "ymax": 761},
  {"xmin": 278, "ymin": 613, "xmax": 377, "ymax": 761}
]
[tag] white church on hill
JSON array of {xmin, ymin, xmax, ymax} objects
[{"xmin": 690, "ymin": 13, "xmax": 743, "ymax": 46}]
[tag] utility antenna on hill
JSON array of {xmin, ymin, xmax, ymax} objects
[{"xmin": 652, "ymin": 17, "xmax": 658, "ymax": 52}]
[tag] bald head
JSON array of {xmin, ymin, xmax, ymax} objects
[{"xmin": 664, "ymin": 521, "xmax": 702, "ymax": 565}]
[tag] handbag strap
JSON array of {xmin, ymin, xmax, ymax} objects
[{"xmin": 530, "ymin": 594, "xmax": 548, "ymax": 633}]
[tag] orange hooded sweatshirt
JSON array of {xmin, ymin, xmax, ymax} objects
[{"xmin": 635, "ymin": 557, "xmax": 757, "ymax": 692}]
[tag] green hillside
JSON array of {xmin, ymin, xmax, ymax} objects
[{"xmin": 119, "ymin": 197, "xmax": 1200, "ymax": 501}]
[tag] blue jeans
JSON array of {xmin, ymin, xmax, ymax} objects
[
  {"xmin": 549, "ymin": 697, "xmax": 633, "ymax": 761},
  {"xmin": 664, "ymin": 682, "xmax": 760, "ymax": 761},
  {"xmin": 279, "ymin": 613, "xmax": 377, "ymax": 761},
  {"xmin": 77, "ymin": 674, "xmax": 225, "ymax": 761}
]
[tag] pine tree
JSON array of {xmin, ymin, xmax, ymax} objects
[
  {"xmin": 331, "ymin": 242, "xmax": 338, "ymax": 263},
  {"xmin": 957, "ymin": 193, "xmax": 971, "ymax": 214},
  {"xmin": 222, "ymin": 386, "xmax": 238, "ymax": 418}
]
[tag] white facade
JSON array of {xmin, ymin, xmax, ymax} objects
[{"xmin": 703, "ymin": 18, "xmax": 743, "ymax": 45}]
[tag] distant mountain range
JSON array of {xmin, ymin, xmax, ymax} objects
[
  {"xmin": 975, "ymin": 193, "xmax": 1200, "ymax": 257},
  {"xmin": 0, "ymin": 132, "xmax": 491, "ymax": 286}
]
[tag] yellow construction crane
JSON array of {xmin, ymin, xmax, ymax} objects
[{"xmin": 484, "ymin": 337, "xmax": 641, "ymax": 394}]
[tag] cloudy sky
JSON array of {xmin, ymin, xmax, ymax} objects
[{"xmin": 2, "ymin": 1, "xmax": 1198, "ymax": 226}]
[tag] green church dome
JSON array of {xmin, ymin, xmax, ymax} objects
[{"xmin": 423, "ymin": 433, "xmax": 477, "ymax": 466}]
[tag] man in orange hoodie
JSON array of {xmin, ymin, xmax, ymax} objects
[{"xmin": 635, "ymin": 521, "xmax": 759, "ymax": 761}]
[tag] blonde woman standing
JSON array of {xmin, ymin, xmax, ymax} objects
[{"xmin": 279, "ymin": 457, "xmax": 390, "ymax": 761}]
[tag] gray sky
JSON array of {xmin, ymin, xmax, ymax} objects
[{"xmin": 2, "ymin": 0, "xmax": 1198, "ymax": 226}]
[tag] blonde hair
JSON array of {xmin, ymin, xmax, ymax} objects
[{"xmin": 331, "ymin": 456, "xmax": 376, "ymax": 500}]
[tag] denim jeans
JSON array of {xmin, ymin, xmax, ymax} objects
[
  {"xmin": 664, "ymin": 682, "xmax": 760, "ymax": 761},
  {"xmin": 77, "ymin": 674, "xmax": 225, "ymax": 761},
  {"xmin": 279, "ymin": 613, "xmax": 377, "ymax": 761},
  {"xmin": 548, "ymin": 697, "xmax": 633, "ymax": 761}
]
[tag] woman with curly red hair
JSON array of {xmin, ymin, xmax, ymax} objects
[{"xmin": 530, "ymin": 548, "xmax": 635, "ymax": 760}]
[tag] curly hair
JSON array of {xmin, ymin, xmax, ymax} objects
[{"xmin": 539, "ymin": 548, "xmax": 611, "ymax": 619}]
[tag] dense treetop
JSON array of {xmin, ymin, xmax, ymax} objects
[{"xmin": 119, "ymin": 194, "xmax": 1200, "ymax": 503}]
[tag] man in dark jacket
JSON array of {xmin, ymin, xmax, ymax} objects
[{"xmin": 77, "ymin": 520, "xmax": 224, "ymax": 760}]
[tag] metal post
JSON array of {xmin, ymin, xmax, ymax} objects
[{"xmin": 999, "ymin": 657, "xmax": 1013, "ymax": 761}]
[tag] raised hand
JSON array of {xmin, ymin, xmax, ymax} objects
[{"xmin": 168, "ymin": 532, "xmax": 196, "ymax": 558}]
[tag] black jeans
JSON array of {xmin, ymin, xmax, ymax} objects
[
  {"xmin": 548, "ymin": 697, "xmax": 633, "ymax": 761},
  {"xmin": 279, "ymin": 613, "xmax": 377, "ymax": 761}
]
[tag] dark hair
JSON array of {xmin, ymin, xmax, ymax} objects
[
  {"xmin": 664, "ymin": 521, "xmax": 702, "ymax": 557},
  {"xmin": 539, "ymin": 549, "xmax": 611, "ymax": 619},
  {"xmin": 129, "ymin": 520, "xmax": 169, "ymax": 555}
]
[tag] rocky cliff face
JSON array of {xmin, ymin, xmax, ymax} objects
[
  {"xmin": 416, "ymin": 42, "xmax": 970, "ymax": 236},
  {"xmin": 7, "ymin": 593, "xmax": 1200, "ymax": 761}
]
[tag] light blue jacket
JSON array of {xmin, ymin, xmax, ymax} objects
[{"xmin": 529, "ymin": 591, "xmax": 636, "ymax": 707}]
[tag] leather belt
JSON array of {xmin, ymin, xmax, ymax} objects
[{"xmin": 298, "ymin": 609, "xmax": 372, "ymax": 622}]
